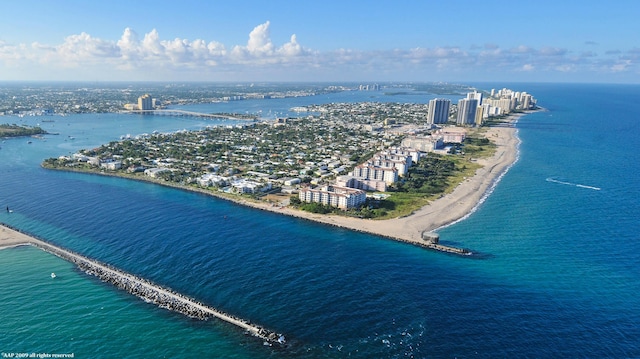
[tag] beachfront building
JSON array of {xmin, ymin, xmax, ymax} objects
[
  {"xmin": 231, "ymin": 179, "xmax": 272, "ymax": 194},
  {"xmin": 467, "ymin": 91, "xmax": 483, "ymax": 106},
  {"xmin": 427, "ymin": 98, "xmax": 451, "ymax": 124},
  {"xmin": 483, "ymin": 98, "xmax": 512, "ymax": 115},
  {"xmin": 371, "ymin": 151, "xmax": 413, "ymax": 176},
  {"xmin": 299, "ymin": 185, "xmax": 366, "ymax": 210},
  {"xmin": 487, "ymin": 88, "xmax": 536, "ymax": 112},
  {"xmin": 482, "ymin": 103, "xmax": 503, "ymax": 118},
  {"xmin": 351, "ymin": 163, "xmax": 399, "ymax": 185},
  {"xmin": 475, "ymin": 105, "xmax": 484, "ymax": 126},
  {"xmin": 336, "ymin": 175, "xmax": 387, "ymax": 192},
  {"xmin": 456, "ymin": 98, "xmax": 478, "ymax": 126},
  {"xmin": 437, "ymin": 128, "xmax": 467, "ymax": 143},
  {"xmin": 100, "ymin": 160, "xmax": 122, "ymax": 170},
  {"xmin": 385, "ymin": 146, "xmax": 422, "ymax": 164},
  {"xmin": 402, "ymin": 136, "xmax": 443, "ymax": 152},
  {"xmin": 197, "ymin": 173, "xmax": 228, "ymax": 187},
  {"xmin": 144, "ymin": 167, "xmax": 170, "ymax": 178}
]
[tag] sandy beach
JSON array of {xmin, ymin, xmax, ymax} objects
[
  {"xmin": 232, "ymin": 112, "xmax": 527, "ymax": 247},
  {"xmin": 0, "ymin": 223, "xmax": 38, "ymax": 249},
  {"xmin": 5, "ymin": 111, "xmax": 527, "ymax": 251}
]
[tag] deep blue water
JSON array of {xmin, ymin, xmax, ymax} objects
[{"xmin": 1, "ymin": 84, "xmax": 639, "ymax": 358}]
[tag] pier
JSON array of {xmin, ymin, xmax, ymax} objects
[{"xmin": 0, "ymin": 223, "xmax": 285, "ymax": 345}]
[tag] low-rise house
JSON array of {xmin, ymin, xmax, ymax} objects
[
  {"xmin": 438, "ymin": 128, "xmax": 467, "ymax": 143},
  {"xmin": 282, "ymin": 178, "xmax": 301, "ymax": 186},
  {"xmin": 144, "ymin": 168, "xmax": 171, "ymax": 178},
  {"xmin": 231, "ymin": 179, "xmax": 272, "ymax": 194},
  {"xmin": 197, "ymin": 173, "xmax": 228, "ymax": 187},
  {"xmin": 100, "ymin": 160, "xmax": 122, "ymax": 170}
]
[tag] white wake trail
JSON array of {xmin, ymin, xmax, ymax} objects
[{"xmin": 546, "ymin": 177, "xmax": 601, "ymax": 191}]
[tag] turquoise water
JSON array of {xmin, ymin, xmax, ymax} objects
[{"xmin": 0, "ymin": 84, "xmax": 639, "ymax": 358}]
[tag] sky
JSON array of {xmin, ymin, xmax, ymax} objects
[{"xmin": 0, "ymin": 0, "xmax": 639, "ymax": 83}]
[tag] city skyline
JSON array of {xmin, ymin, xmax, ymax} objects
[{"xmin": 1, "ymin": 0, "xmax": 639, "ymax": 83}]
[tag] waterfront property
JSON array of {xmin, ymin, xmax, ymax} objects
[
  {"xmin": 298, "ymin": 185, "xmax": 366, "ymax": 210},
  {"xmin": 41, "ymin": 87, "xmax": 537, "ymax": 218}
]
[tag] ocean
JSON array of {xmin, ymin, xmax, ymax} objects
[{"xmin": 0, "ymin": 84, "xmax": 638, "ymax": 358}]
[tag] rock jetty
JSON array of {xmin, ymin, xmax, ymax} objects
[{"xmin": 0, "ymin": 223, "xmax": 286, "ymax": 345}]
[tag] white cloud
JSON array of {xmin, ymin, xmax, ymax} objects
[
  {"xmin": 247, "ymin": 21, "xmax": 274, "ymax": 54},
  {"xmin": 52, "ymin": 32, "xmax": 119, "ymax": 67},
  {"xmin": 611, "ymin": 60, "xmax": 631, "ymax": 72},
  {"xmin": 539, "ymin": 47, "xmax": 567, "ymax": 56},
  {"xmin": 522, "ymin": 64, "xmax": 535, "ymax": 71},
  {"xmin": 554, "ymin": 64, "xmax": 576, "ymax": 72},
  {"xmin": 511, "ymin": 45, "xmax": 534, "ymax": 54},
  {"xmin": 0, "ymin": 21, "xmax": 638, "ymax": 81},
  {"xmin": 117, "ymin": 27, "xmax": 140, "ymax": 60},
  {"xmin": 278, "ymin": 34, "xmax": 302, "ymax": 57},
  {"xmin": 142, "ymin": 29, "xmax": 164, "ymax": 57}
]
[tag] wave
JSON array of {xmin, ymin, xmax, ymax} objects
[{"xmin": 546, "ymin": 177, "xmax": 601, "ymax": 191}]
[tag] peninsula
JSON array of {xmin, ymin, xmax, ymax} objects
[{"xmin": 41, "ymin": 87, "xmax": 537, "ymax": 253}]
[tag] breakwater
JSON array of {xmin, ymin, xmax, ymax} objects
[{"xmin": 0, "ymin": 223, "xmax": 286, "ymax": 345}]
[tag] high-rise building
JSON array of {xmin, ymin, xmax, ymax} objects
[
  {"xmin": 467, "ymin": 91, "xmax": 483, "ymax": 106},
  {"xmin": 427, "ymin": 98, "xmax": 451, "ymax": 124},
  {"xmin": 138, "ymin": 94, "xmax": 153, "ymax": 111},
  {"xmin": 475, "ymin": 105, "xmax": 484, "ymax": 126},
  {"xmin": 456, "ymin": 98, "xmax": 478, "ymax": 125}
]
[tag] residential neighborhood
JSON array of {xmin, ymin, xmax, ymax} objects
[{"xmin": 42, "ymin": 87, "xmax": 536, "ymax": 214}]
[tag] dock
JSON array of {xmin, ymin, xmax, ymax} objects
[{"xmin": 0, "ymin": 223, "xmax": 285, "ymax": 345}]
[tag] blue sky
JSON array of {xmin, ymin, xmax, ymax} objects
[{"xmin": 0, "ymin": 0, "xmax": 639, "ymax": 83}]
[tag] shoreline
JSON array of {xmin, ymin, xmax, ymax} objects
[
  {"xmin": 33, "ymin": 110, "xmax": 533, "ymax": 253},
  {"xmin": 216, "ymin": 111, "xmax": 530, "ymax": 249},
  {"xmin": 223, "ymin": 111, "xmax": 529, "ymax": 249}
]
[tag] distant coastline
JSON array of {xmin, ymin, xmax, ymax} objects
[{"xmin": 40, "ymin": 110, "xmax": 535, "ymax": 253}]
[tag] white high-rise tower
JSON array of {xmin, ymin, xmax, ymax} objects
[
  {"xmin": 456, "ymin": 98, "xmax": 478, "ymax": 125},
  {"xmin": 427, "ymin": 98, "xmax": 451, "ymax": 124}
]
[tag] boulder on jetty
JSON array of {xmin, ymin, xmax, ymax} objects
[{"xmin": 421, "ymin": 231, "xmax": 440, "ymax": 244}]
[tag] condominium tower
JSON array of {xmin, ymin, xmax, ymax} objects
[
  {"xmin": 138, "ymin": 94, "xmax": 153, "ymax": 111},
  {"xmin": 427, "ymin": 98, "xmax": 451, "ymax": 124},
  {"xmin": 456, "ymin": 98, "xmax": 478, "ymax": 125}
]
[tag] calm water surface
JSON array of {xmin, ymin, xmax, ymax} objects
[{"xmin": 1, "ymin": 84, "xmax": 639, "ymax": 358}]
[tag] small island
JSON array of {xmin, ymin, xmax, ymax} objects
[{"xmin": 0, "ymin": 123, "xmax": 47, "ymax": 138}]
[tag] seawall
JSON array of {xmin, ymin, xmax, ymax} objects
[{"xmin": 0, "ymin": 222, "xmax": 286, "ymax": 345}]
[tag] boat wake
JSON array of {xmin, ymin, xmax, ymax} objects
[{"xmin": 546, "ymin": 177, "xmax": 601, "ymax": 191}]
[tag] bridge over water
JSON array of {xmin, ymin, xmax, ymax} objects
[{"xmin": 125, "ymin": 109, "xmax": 252, "ymax": 120}]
